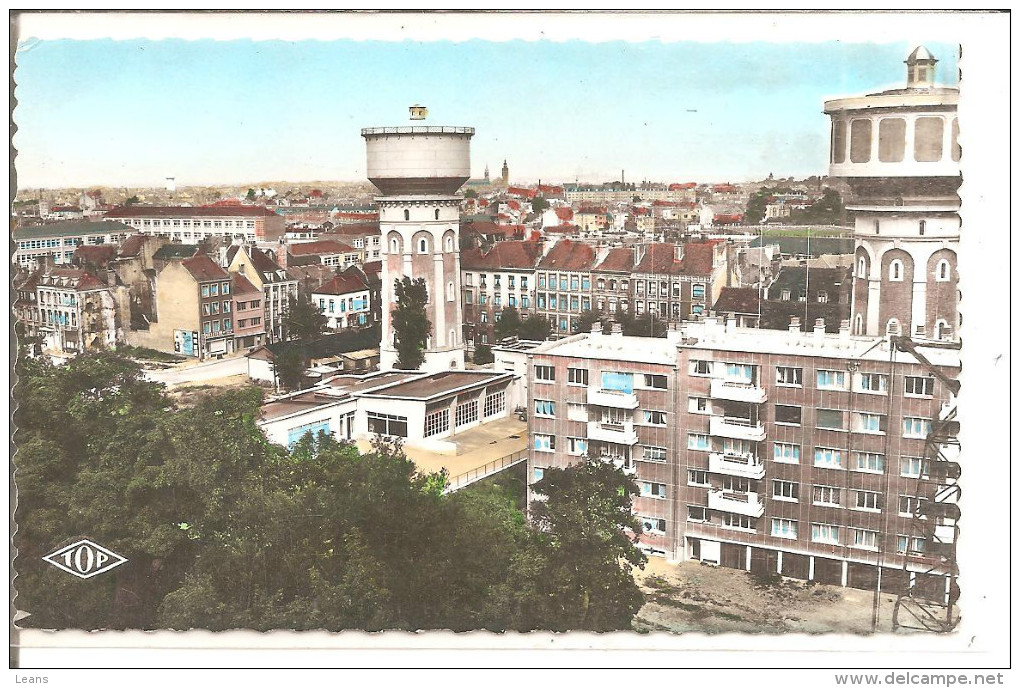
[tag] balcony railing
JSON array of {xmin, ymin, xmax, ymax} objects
[
  {"xmin": 587, "ymin": 420, "xmax": 639, "ymax": 446},
  {"xmin": 708, "ymin": 451, "xmax": 766, "ymax": 480},
  {"xmin": 707, "ymin": 489, "xmax": 765, "ymax": 518},
  {"xmin": 601, "ymin": 454, "xmax": 637, "ymax": 476},
  {"xmin": 710, "ymin": 378, "xmax": 767, "ymax": 404},
  {"xmin": 587, "ymin": 387, "xmax": 639, "ymax": 410},
  {"xmin": 709, "ymin": 416, "xmax": 766, "ymax": 442}
]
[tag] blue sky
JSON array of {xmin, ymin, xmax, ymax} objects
[{"xmin": 13, "ymin": 38, "xmax": 958, "ymax": 189}]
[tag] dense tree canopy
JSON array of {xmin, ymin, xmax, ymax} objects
[
  {"xmin": 392, "ymin": 277, "xmax": 431, "ymax": 370},
  {"xmin": 284, "ymin": 296, "xmax": 327, "ymax": 342},
  {"xmin": 13, "ymin": 353, "xmax": 646, "ymax": 631}
]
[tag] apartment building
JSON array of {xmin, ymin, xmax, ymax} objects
[
  {"xmin": 631, "ymin": 241, "xmax": 726, "ymax": 323},
  {"xmin": 286, "ymin": 239, "xmax": 361, "ymax": 268},
  {"xmin": 591, "ymin": 247, "xmax": 635, "ymax": 316},
  {"xmin": 104, "ymin": 205, "xmax": 285, "ymax": 243},
  {"xmin": 461, "ymin": 240, "xmax": 543, "ymax": 347},
  {"xmin": 13, "ymin": 220, "xmax": 134, "ymax": 269},
  {"xmin": 312, "ymin": 268, "xmax": 373, "ymax": 331},
  {"xmin": 232, "ymin": 272, "xmax": 265, "ymax": 350},
  {"xmin": 526, "ymin": 318, "xmax": 959, "ymax": 594},
  {"xmin": 227, "ymin": 245, "xmax": 300, "ymax": 343},
  {"xmin": 535, "ymin": 239, "xmax": 597, "ymax": 337}
]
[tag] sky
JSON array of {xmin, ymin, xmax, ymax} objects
[{"xmin": 13, "ymin": 35, "xmax": 959, "ymax": 190}]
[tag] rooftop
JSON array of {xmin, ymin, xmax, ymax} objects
[
  {"xmin": 361, "ymin": 125, "xmax": 475, "ymax": 136},
  {"xmin": 12, "ymin": 220, "xmax": 132, "ymax": 240},
  {"xmin": 105, "ymin": 205, "xmax": 280, "ymax": 218},
  {"xmin": 358, "ymin": 370, "xmax": 514, "ymax": 401}
]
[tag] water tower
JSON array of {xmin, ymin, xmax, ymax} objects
[
  {"xmin": 362, "ymin": 108, "xmax": 475, "ymax": 371},
  {"xmin": 824, "ymin": 46, "xmax": 960, "ymax": 341}
]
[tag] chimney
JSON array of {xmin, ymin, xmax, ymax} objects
[
  {"xmin": 726, "ymin": 314, "xmax": 737, "ymax": 332},
  {"xmin": 838, "ymin": 319, "xmax": 851, "ymax": 346},
  {"xmin": 788, "ymin": 316, "xmax": 801, "ymax": 334},
  {"xmin": 591, "ymin": 322, "xmax": 603, "ymax": 336},
  {"xmin": 813, "ymin": 318, "xmax": 826, "ymax": 346},
  {"xmin": 610, "ymin": 322, "xmax": 623, "ymax": 336}
]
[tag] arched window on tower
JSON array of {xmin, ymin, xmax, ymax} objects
[
  {"xmin": 935, "ymin": 259, "xmax": 951, "ymax": 282},
  {"xmin": 919, "ymin": 220, "xmax": 926, "ymax": 236},
  {"xmin": 889, "ymin": 259, "xmax": 904, "ymax": 281},
  {"xmin": 390, "ymin": 237, "xmax": 400, "ymax": 254},
  {"xmin": 435, "ymin": 208, "xmax": 440, "ymax": 220},
  {"xmin": 419, "ymin": 238, "xmax": 428, "ymax": 254},
  {"xmin": 886, "ymin": 318, "xmax": 901, "ymax": 337},
  {"xmin": 854, "ymin": 314, "xmax": 863, "ymax": 336},
  {"xmin": 447, "ymin": 281, "xmax": 455, "ymax": 301},
  {"xmin": 403, "ymin": 209, "xmax": 410, "ymax": 221},
  {"xmin": 445, "ymin": 235, "xmax": 454, "ymax": 252},
  {"xmin": 935, "ymin": 319, "xmax": 951, "ymax": 341},
  {"xmin": 858, "ymin": 257, "xmax": 867, "ymax": 279},
  {"xmin": 449, "ymin": 328, "xmax": 456, "ymax": 345}
]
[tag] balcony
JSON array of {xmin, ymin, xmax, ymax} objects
[
  {"xmin": 587, "ymin": 420, "xmax": 639, "ymax": 446},
  {"xmin": 710, "ymin": 416, "xmax": 766, "ymax": 442},
  {"xmin": 587, "ymin": 387, "xmax": 639, "ymax": 410},
  {"xmin": 600, "ymin": 454, "xmax": 637, "ymax": 476},
  {"xmin": 708, "ymin": 451, "xmax": 766, "ymax": 480},
  {"xmin": 711, "ymin": 378, "xmax": 767, "ymax": 404},
  {"xmin": 708, "ymin": 489, "xmax": 765, "ymax": 518}
]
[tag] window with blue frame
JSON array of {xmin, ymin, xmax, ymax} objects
[{"xmin": 601, "ymin": 371, "xmax": 634, "ymax": 393}]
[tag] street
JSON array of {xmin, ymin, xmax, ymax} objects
[{"xmin": 143, "ymin": 355, "xmax": 249, "ymax": 388}]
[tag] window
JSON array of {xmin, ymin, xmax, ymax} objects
[
  {"xmin": 849, "ymin": 119, "xmax": 872, "ymax": 163},
  {"xmin": 640, "ymin": 482, "xmax": 667, "ymax": 499},
  {"xmin": 812, "ymin": 485, "xmax": 841, "ymax": 506},
  {"xmin": 534, "ymin": 364, "xmax": 555, "ymax": 382},
  {"xmin": 935, "ymin": 259, "xmax": 951, "ymax": 282},
  {"xmin": 814, "ymin": 447, "xmax": 843, "ymax": 469},
  {"xmin": 904, "ymin": 375, "xmax": 935, "ymax": 397},
  {"xmin": 418, "ymin": 238, "xmax": 428, "ymax": 254},
  {"xmin": 816, "ymin": 409, "xmax": 846, "ymax": 431},
  {"xmin": 367, "ymin": 412, "xmax": 408, "ymax": 438},
  {"xmin": 435, "ymin": 208, "xmax": 441, "ymax": 221},
  {"xmin": 897, "ymin": 535, "xmax": 926, "ymax": 555},
  {"xmin": 567, "ymin": 367, "xmax": 589, "ymax": 386},
  {"xmin": 447, "ymin": 281, "xmax": 455, "ymax": 302},
  {"xmin": 772, "ymin": 480, "xmax": 798, "ymax": 502},
  {"xmin": 643, "ymin": 374, "xmax": 668, "ymax": 389},
  {"xmin": 223, "ymin": 301, "xmax": 231, "ymax": 313},
  {"xmin": 771, "ymin": 518, "xmax": 798, "ymax": 539},
  {"xmin": 851, "ymin": 528, "xmax": 879, "ymax": 550},
  {"xmin": 773, "ymin": 442, "xmax": 800, "ymax": 464},
  {"xmin": 424, "ymin": 409, "xmax": 450, "ymax": 438},
  {"xmin": 919, "ymin": 220, "xmax": 926, "ymax": 236},
  {"xmin": 817, "ymin": 369, "xmax": 847, "ymax": 390},
  {"xmin": 211, "ymin": 302, "xmax": 220, "ymax": 315},
  {"xmin": 878, "ymin": 117, "xmax": 906, "ymax": 162},
  {"xmin": 914, "ymin": 116, "xmax": 944, "ymax": 162},
  {"xmin": 642, "ymin": 446, "xmax": 667, "ymax": 462},
  {"xmin": 858, "ymin": 257, "xmax": 867, "ymax": 278},
  {"xmin": 853, "ymin": 490, "xmax": 882, "ymax": 512},
  {"xmin": 900, "ymin": 456, "xmax": 930, "ymax": 479},
  {"xmin": 690, "ymin": 360, "xmax": 713, "ymax": 376},
  {"xmin": 692, "ymin": 283, "xmax": 706, "ymax": 299},
  {"xmin": 776, "ymin": 366, "xmax": 803, "ymax": 386},
  {"xmin": 724, "ymin": 363, "xmax": 754, "ymax": 383},
  {"xmin": 456, "ymin": 401, "xmax": 479, "ymax": 427},
  {"xmin": 210, "ymin": 284, "xmax": 219, "ymax": 297},
  {"xmin": 533, "ymin": 434, "xmax": 555, "ymax": 452},
  {"xmin": 688, "ymin": 397, "xmax": 709, "ymax": 414},
  {"xmin": 687, "ymin": 506, "xmax": 708, "ymax": 522},
  {"xmin": 222, "ymin": 282, "xmax": 230, "ymax": 295},
  {"xmin": 775, "ymin": 405, "xmax": 802, "ymax": 425},
  {"xmin": 640, "ymin": 517, "xmax": 667, "ymax": 534},
  {"xmin": 201, "ymin": 285, "xmax": 210, "ymax": 298},
  {"xmin": 859, "ymin": 373, "xmax": 888, "ymax": 393},
  {"xmin": 211, "ymin": 321, "xmax": 220, "ymax": 333},
  {"xmin": 483, "ymin": 391, "xmax": 505, "ymax": 418},
  {"xmin": 853, "ymin": 412, "xmax": 887, "ymax": 434},
  {"xmin": 566, "ymin": 403, "xmax": 588, "ymax": 422},
  {"xmin": 202, "ymin": 303, "xmax": 211, "ymax": 316},
  {"xmin": 534, "ymin": 399, "xmax": 555, "ymax": 417},
  {"xmin": 811, "ymin": 523, "xmax": 840, "ymax": 544},
  {"xmin": 831, "ymin": 119, "xmax": 847, "ymax": 163},
  {"xmin": 567, "ymin": 437, "xmax": 588, "ymax": 456},
  {"xmin": 903, "ymin": 417, "xmax": 932, "ymax": 438},
  {"xmin": 223, "ymin": 319, "xmax": 232, "ymax": 332},
  {"xmin": 643, "ymin": 410, "xmax": 667, "ymax": 426},
  {"xmin": 687, "ymin": 433, "xmax": 710, "ymax": 450},
  {"xmin": 889, "ymin": 259, "xmax": 904, "ymax": 281},
  {"xmin": 854, "ymin": 452, "xmax": 885, "ymax": 474},
  {"xmin": 721, "ymin": 514, "xmax": 755, "ymax": 531},
  {"xmin": 403, "ymin": 209, "xmax": 410, "ymax": 221},
  {"xmin": 687, "ymin": 470, "xmax": 709, "ymax": 486},
  {"xmin": 899, "ymin": 495, "xmax": 928, "ymax": 517}
]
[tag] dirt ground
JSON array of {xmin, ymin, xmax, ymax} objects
[
  {"xmin": 168, "ymin": 374, "xmax": 257, "ymax": 405},
  {"xmin": 633, "ymin": 556, "xmax": 905, "ymax": 634}
]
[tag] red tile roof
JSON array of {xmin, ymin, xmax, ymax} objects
[
  {"xmin": 554, "ymin": 207, "xmax": 574, "ymax": 221},
  {"xmin": 669, "ymin": 182, "xmax": 697, "ymax": 190},
  {"xmin": 182, "ymin": 252, "xmax": 230, "ymax": 282},
  {"xmin": 594, "ymin": 247, "xmax": 634, "ymax": 273},
  {"xmin": 634, "ymin": 241, "xmax": 717, "ymax": 276},
  {"xmin": 362, "ymin": 261, "xmax": 381, "ymax": 276},
  {"xmin": 73, "ymin": 244, "xmax": 118, "ymax": 265},
  {"xmin": 714, "ymin": 287, "xmax": 761, "ymax": 314},
  {"xmin": 105, "ymin": 205, "xmax": 279, "ymax": 218},
  {"xmin": 119, "ymin": 234, "xmax": 146, "ymax": 257},
  {"xmin": 712, "ymin": 184, "xmax": 737, "ymax": 193},
  {"xmin": 75, "ymin": 273, "xmax": 107, "ymax": 291},
  {"xmin": 461, "ymin": 240, "xmax": 543, "ymax": 271},
  {"xmin": 538, "ymin": 184, "xmax": 563, "ymax": 195},
  {"xmin": 287, "ymin": 240, "xmax": 354, "ymax": 256},
  {"xmin": 231, "ymin": 272, "xmax": 261, "ymax": 296},
  {"xmin": 538, "ymin": 239, "xmax": 597, "ymax": 271},
  {"xmin": 313, "ymin": 272, "xmax": 369, "ymax": 296},
  {"xmin": 506, "ymin": 199, "xmax": 521, "ymax": 211},
  {"xmin": 507, "ymin": 186, "xmax": 538, "ymax": 199}
]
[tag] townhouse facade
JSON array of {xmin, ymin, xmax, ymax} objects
[
  {"xmin": 631, "ymin": 241, "xmax": 727, "ymax": 323},
  {"xmin": 535, "ymin": 239, "xmax": 598, "ymax": 337},
  {"xmin": 312, "ymin": 268, "xmax": 373, "ymax": 331},
  {"xmin": 227, "ymin": 245, "xmax": 300, "ymax": 343},
  {"xmin": 526, "ymin": 319, "xmax": 959, "ymax": 596},
  {"xmin": 104, "ymin": 205, "xmax": 286, "ymax": 243},
  {"xmin": 460, "ymin": 240, "xmax": 543, "ymax": 348}
]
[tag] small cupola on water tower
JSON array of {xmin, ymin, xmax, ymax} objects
[
  {"xmin": 409, "ymin": 104, "xmax": 428, "ymax": 120},
  {"xmin": 905, "ymin": 46, "xmax": 938, "ymax": 89}
]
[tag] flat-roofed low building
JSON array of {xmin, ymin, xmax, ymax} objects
[
  {"xmin": 13, "ymin": 220, "xmax": 135, "ymax": 270},
  {"xmin": 104, "ymin": 205, "xmax": 285, "ymax": 243}
]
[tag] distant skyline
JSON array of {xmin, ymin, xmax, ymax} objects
[{"xmin": 13, "ymin": 37, "xmax": 958, "ymax": 190}]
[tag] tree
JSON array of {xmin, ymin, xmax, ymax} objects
[
  {"xmin": 246, "ymin": 188, "xmax": 257, "ymax": 201},
  {"xmin": 531, "ymin": 196, "xmax": 549, "ymax": 213},
  {"xmin": 392, "ymin": 276, "xmax": 431, "ymax": 370},
  {"xmin": 618, "ymin": 310, "xmax": 667, "ymax": 338},
  {"xmin": 283, "ymin": 296, "xmax": 326, "ymax": 342},
  {"xmin": 464, "ymin": 188, "xmax": 478, "ymax": 199},
  {"xmin": 518, "ymin": 315, "xmax": 551, "ymax": 341},
  {"xmin": 473, "ymin": 344, "xmax": 494, "ymax": 365},
  {"xmin": 125, "ymin": 195, "xmax": 140, "ymax": 206},
  {"xmin": 573, "ymin": 308, "xmax": 611, "ymax": 335},
  {"xmin": 529, "ymin": 457, "xmax": 647, "ymax": 631},
  {"xmin": 494, "ymin": 307, "xmax": 523, "ymax": 340},
  {"xmin": 274, "ymin": 348, "xmax": 306, "ymax": 391}
]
